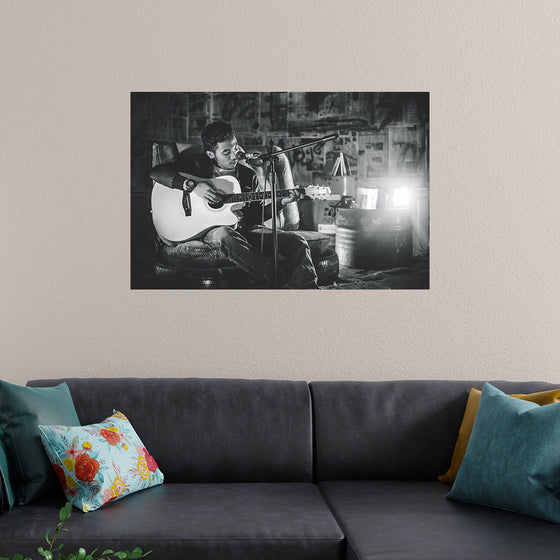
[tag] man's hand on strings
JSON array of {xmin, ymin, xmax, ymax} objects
[
  {"xmin": 281, "ymin": 190, "xmax": 299, "ymax": 207},
  {"xmin": 192, "ymin": 182, "xmax": 222, "ymax": 204}
]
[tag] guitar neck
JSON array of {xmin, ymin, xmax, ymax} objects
[
  {"xmin": 176, "ymin": 172, "xmax": 294, "ymax": 204},
  {"xmin": 223, "ymin": 189, "xmax": 293, "ymax": 204}
]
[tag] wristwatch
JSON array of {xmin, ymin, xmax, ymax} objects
[{"xmin": 183, "ymin": 178, "xmax": 197, "ymax": 192}]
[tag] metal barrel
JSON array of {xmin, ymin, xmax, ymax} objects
[{"xmin": 335, "ymin": 209, "xmax": 413, "ymax": 269}]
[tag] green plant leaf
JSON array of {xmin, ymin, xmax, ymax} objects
[
  {"xmin": 59, "ymin": 502, "xmax": 72, "ymax": 522},
  {"xmin": 13, "ymin": 500, "xmax": 149, "ymax": 560}
]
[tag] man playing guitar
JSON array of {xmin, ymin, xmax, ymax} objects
[{"xmin": 149, "ymin": 121, "xmax": 319, "ymax": 289}]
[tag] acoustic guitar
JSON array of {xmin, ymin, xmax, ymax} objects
[{"xmin": 151, "ymin": 172, "xmax": 331, "ymax": 243}]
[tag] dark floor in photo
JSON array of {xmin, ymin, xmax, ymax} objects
[
  {"xmin": 132, "ymin": 252, "xmax": 429, "ymax": 290},
  {"xmin": 320, "ymin": 256, "xmax": 429, "ymax": 289}
]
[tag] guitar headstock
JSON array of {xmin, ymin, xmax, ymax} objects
[{"xmin": 300, "ymin": 185, "xmax": 332, "ymax": 200}]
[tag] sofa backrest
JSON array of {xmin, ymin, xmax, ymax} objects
[
  {"xmin": 310, "ymin": 379, "xmax": 560, "ymax": 481},
  {"xmin": 27, "ymin": 378, "xmax": 313, "ymax": 483}
]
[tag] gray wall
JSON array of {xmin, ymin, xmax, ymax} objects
[{"xmin": 2, "ymin": 1, "xmax": 559, "ymax": 384}]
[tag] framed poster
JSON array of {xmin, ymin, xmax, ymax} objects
[{"xmin": 131, "ymin": 92, "xmax": 429, "ymax": 290}]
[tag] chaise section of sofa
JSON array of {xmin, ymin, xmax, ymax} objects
[
  {"xmin": 0, "ymin": 378, "xmax": 344, "ymax": 560},
  {"xmin": 310, "ymin": 380, "xmax": 560, "ymax": 560},
  {"xmin": 319, "ymin": 479, "xmax": 560, "ymax": 560}
]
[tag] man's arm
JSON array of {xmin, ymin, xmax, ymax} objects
[
  {"xmin": 254, "ymin": 150, "xmax": 298, "ymax": 220},
  {"xmin": 150, "ymin": 163, "xmax": 221, "ymax": 203},
  {"xmin": 149, "ymin": 162, "xmax": 195, "ymax": 192}
]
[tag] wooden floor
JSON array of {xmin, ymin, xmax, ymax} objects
[{"xmin": 320, "ymin": 256, "xmax": 429, "ymax": 290}]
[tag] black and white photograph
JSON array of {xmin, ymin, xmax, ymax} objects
[{"xmin": 131, "ymin": 92, "xmax": 429, "ymax": 289}]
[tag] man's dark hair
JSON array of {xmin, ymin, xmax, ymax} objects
[{"xmin": 201, "ymin": 121, "xmax": 235, "ymax": 153}]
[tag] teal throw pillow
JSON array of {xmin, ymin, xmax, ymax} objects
[
  {"xmin": 0, "ymin": 439, "xmax": 15, "ymax": 511},
  {"xmin": 0, "ymin": 380, "xmax": 80, "ymax": 504},
  {"xmin": 446, "ymin": 382, "xmax": 560, "ymax": 523},
  {"xmin": 39, "ymin": 411, "xmax": 164, "ymax": 512}
]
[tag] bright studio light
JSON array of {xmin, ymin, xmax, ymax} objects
[{"xmin": 392, "ymin": 187, "xmax": 410, "ymax": 208}]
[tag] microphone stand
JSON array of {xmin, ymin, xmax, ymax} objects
[
  {"xmin": 259, "ymin": 134, "xmax": 338, "ymax": 288},
  {"xmin": 266, "ymin": 141, "xmax": 280, "ymax": 288}
]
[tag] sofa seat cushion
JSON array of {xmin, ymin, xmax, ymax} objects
[
  {"xmin": 0, "ymin": 483, "xmax": 344, "ymax": 560},
  {"xmin": 319, "ymin": 481, "xmax": 560, "ymax": 560}
]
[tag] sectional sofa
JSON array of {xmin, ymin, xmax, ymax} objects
[{"xmin": 1, "ymin": 377, "xmax": 560, "ymax": 560}]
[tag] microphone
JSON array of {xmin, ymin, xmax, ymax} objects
[{"xmin": 237, "ymin": 151, "xmax": 266, "ymax": 165}]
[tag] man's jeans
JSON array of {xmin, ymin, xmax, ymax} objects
[{"xmin": 204, "ymin": 226, "xmax": 318, "ymax": 289}]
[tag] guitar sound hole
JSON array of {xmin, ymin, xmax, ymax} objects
[{"xmin": 209, "ymin": 201, "xmax": 224, "ymax": 210}]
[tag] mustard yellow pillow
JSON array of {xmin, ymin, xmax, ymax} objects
[{"xmin": 438, "ymin": 387, "xmax": 560, "ymax": 484}]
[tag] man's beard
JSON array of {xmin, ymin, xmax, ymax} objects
[{"xmin": 213, "ymin": 161, "xmax": 237, "ymax": 174}]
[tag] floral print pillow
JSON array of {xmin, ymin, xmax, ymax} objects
[{"xmin": 38, "ymin": 411, "xmax": 164, "ymax": 512}]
